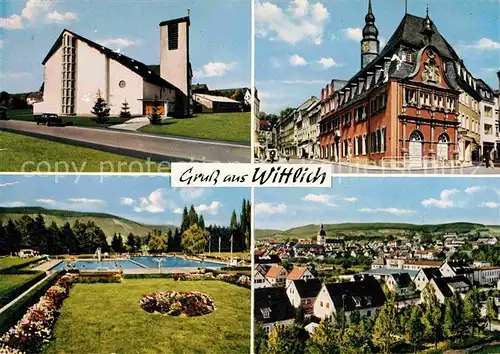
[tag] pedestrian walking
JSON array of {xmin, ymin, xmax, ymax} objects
[{"xmin": 488, "ymin": 148, "xmax": 496, "ymax": 168}]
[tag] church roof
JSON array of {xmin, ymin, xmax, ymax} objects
[{"xmin": 41, "ymin": 29, "xmax": 180, "ymax": 92}]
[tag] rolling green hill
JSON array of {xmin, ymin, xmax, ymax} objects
[
  {"xmin": 256, "ymin": 222, "xmax": 499, "ymax": 241},
  {"xmin": 0, "ymin": 207, "xmax": 177, "ymax": 241}
]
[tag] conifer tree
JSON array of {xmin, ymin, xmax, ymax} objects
[
  {"xmin": 91, "ymin": 89, "xmax": 110, "ymax": 123},
  {"xmin": 148, "ymin": 95, "xmax": 162, "ymax": 124},
  {"xmin": 188, "ymin": 205, "xmax": 198, "ymax": 226},
  {"xmin": 120, "ymin": 99, "xmax": 131, "ymax": 118}
]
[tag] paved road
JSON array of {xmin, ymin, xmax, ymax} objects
[
  {"xmin": 0, "ymin": 120, "xmax": 250, "ymax": 163},
  {"xmin": 259, "ymin": 157, "xmax": 500, "ymax": 175}
]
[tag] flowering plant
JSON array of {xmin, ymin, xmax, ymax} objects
[
  {"xmin": 0, "ymin": 273, "xmax": 78, "ymax": 353},
  {"xmin": 139, "ymin": 291, "xmax": 215, "ymax": 317}
]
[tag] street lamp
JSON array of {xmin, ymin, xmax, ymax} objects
[{"xmin": 153, "ymin": 257, "xmax": 166, "ymax": 273}]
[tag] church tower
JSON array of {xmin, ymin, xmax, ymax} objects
[
  {"xmin": 159, "ymin": 16, "xmax": 192, "ymax": 117},
  {"xmin": 360, "ymin": 0, "xmax": 380, "ymax": 69},
  {"xmin": 317, "ymin": 224, "xmax": 326, "ymax": 247}
]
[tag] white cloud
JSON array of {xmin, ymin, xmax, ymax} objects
[
  {"xmin": 1, "ymin": 0, "xmax": 69, "ymax": 30},
  {"xmin": 134, "ymin": 188, "xmax": 172, "ymax": 213},
  {"xmin": 120, "ymin": 197, "xmax": 135, "ymax": 206},
  {"xmin": 193, "ymin": 62, "xmax": 237, "ymax": 78},
  {"xmin": 98, "ymin": 38, "xmax": 138, "ymax": 49},
  {"xmin": 255, "ymin": 0, "xmax": 329, "ymax": 45},
  {"xmin": 341, "ymin": 197, "xmax": 358, "ymax": 203},
  {"xmin": 302, "ymin": 193, "xmax": 336, "ymax": 207},
  {"xmin": 0, "ymin": 15, "xmax": 24, "ymax": 29},
  {"xmin": 421, "ymin": 189, "xmax": 459, "ymax": 208},
  {"xmin": 0, "ymin": 72, "xmax": 31, "ymax": 79},
  {"xmin": 344, "ymin": 27, "xmax": 363, "ymax": 41},
  {"xmin": 179, "ymin": 188, "xmax": 204, "ymax": 201},
  {"xmin": 359, "ymin": 208, "xmax": 417, "ymax": 216},
  {"xmin": 0, "ymin": 201, "xmax": 27, "ymax": 207},
  {"xmin": 68, "ymin": 198, "xmax": 107, "ymax": 209},
  {"xmin": 36, "ymin": 198, "xmax": 57, "ymax": 205},
  {"xmin": 317, "ymin": 57, "xmax": 338, "ymax": 69},
  {"xmin": 173, "ymin": 208, "xmax": 183, "ymax": 214},
  {"xmin": 289, "ymin": 54, "xmax": 307, "ymax": 66},
  {"xmin": 472, "ymin": 38, "xmax": 500, "ymax": 50},
  {"xmin": 480, "ymin": 202, "xmax": 499, "ymax": 209},
  {"xmin": 464, "ymin": 186, "xmax": 485, "ymax": 194},
  {"xmin": 195, "ymin": 201, "xmax": 222, "ymax": 215},
  {"xmin": 22, "ymin": 0, "xmax": 53, "ymax": 21},
  {"xmin": 255, "ymin": 202, "xmax": 287, "ymax": 215},
  {"xmin": 0, "ymin": 181, "xmax": 19, "ymax": 188},
  {"xmin": 46, "ymin": 10, "xmax": 77, "ymax": 23}
]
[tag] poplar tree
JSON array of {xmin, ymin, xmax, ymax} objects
[
  {"xmin": 422, "ymin": 286, "xmax": 443, "ymax": 349},
  {"xmin": 405, "ymin": 306, "xmax": 425, "ymax": 353},
  {"xmin": 486, "ymin": 297, "xmax": 497, "ymax": 332},
  {"xmin": 464, "ymin": 288, "xmax": 482, "ymax": 336},
  {"xmin": 372, "ymin": 296, "xmax": 398, "ymax": 354}
]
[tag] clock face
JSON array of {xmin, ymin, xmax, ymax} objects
[{"xmin": 361, "ymin": 42, "xmax": 371, "ymax": 53}]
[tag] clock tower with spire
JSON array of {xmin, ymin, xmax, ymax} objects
[{"xmin": 360, "ymin": 0, "xmax": 380, "ymax": 69}]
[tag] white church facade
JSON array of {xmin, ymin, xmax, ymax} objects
[{"xmin": 34, "ymin": 17, "xmax": 193, "ymax": 117}]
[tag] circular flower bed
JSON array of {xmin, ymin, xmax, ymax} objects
[{"xmin": 139, "ymin": 291, "xmax": 215, "ymax": 317}]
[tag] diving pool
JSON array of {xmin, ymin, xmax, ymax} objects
[{"xmin": 131, "ymin": 256, "xmax": 222, "ymax": 268}]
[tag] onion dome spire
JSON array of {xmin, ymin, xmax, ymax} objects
[{"xmin": 363, "ymin": 0, "xmax": 379, "ymax": 39}]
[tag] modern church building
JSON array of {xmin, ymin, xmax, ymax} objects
[{"xmin": 34, "ymin": 16, "xmax": 193, "ymax": 117}]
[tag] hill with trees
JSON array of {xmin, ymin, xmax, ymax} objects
[{"xmin": 255, "ymin": 222, "xmax": 500, "ymax": 241}]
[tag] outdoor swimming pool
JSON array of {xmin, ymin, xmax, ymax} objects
[
  {"xmin": 51, "ymin": 260, "xmax": 142, "ymax": 271},
  {"xmin": 50, "ymin": 257, "xmax": 222, "ymax": 270},
  {"xmin": 131, "ymin": 256, "xmax": 222, "ymax": 268}
]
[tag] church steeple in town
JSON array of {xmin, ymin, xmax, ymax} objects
[
  {"xmin": 361, "ymin": 0, "xmax": 380, "ymax": 69},
  {"xmin": 317, "ymin": 224, "xmax": 326, "ymax": 246}
]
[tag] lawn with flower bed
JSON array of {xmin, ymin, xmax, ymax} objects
[{"xmin": 44, "ymin": 278, "xmax": 250, "ymax": 354}]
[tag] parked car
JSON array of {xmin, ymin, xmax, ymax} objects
[{"xmin": 36, "ymin": 113, "xmax": 63, "ymax": 126}]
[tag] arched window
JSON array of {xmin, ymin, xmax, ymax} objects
[
  {"xmin": 438, "ymin": 133, "xmax": 449, "ymax": 143},
  {"xmin": 409, "ymin": 130, "xmax": 424, "ymax": 142}
]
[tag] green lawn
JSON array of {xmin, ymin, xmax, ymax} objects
[
  {"xmin": 139, "ymin": 112, "xmax": 251, "ymax": 144},
  {"xmin": 0, "ymin": 257, "xmax": 36, "ymax": 271},
  {"xmin": 7, "ymin": 108, "xmax": 131, "ymax": 128},
  {"xmin": 44, "ymin": 279, "xmax": 250, "ymax": 354},
  {"xmin": 0, "ymin": 131, "xmax": 167, "ymax": 173},
  {"xmin": 0, "ymin": 273, "xmax": 43, "ymax": 305}
]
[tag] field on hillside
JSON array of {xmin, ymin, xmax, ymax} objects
[
  {"xmin": 0, "ymin": 208, "xmax": 177, "ymax": 242},
  {"xmin": 255, "ymin": 222, "xmax": 498, "ymax": 241}
]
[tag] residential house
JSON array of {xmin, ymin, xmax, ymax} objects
[
  {"xmin": 286, "ymin": 278, "xmax": 323, "ymax": 315},
  {"xmin": 286, "ymin": 267, "xmax": 315, "ymax": 287},
  {"xmin": 193, "ymin": 93, "xmax": 242, "ymax": 113},
  {"xmin": 254, "ymin": 287, "xmax": 295, "ymax": 334},
  {"xmin": 254, "ymin": 270, "xmax": 272, "ymax": 289},
  {"xmin": 414, "ymin": 267, "xmax": 442, "ymax": 292},
  {"xmin": 424, "ymin": 276, "xmax": 471, "ymax": 303},
  {"xmin": 386, "ymin": 272, "xmax": 413, "ymax": 295},
  {"xmin": 473, "ymin": 266, "xmax": 500, "ymax": 286},
  {"xmin": 265, "ymin": 266, "xmax": 288, "ymax": 286},
  {"xmin": 439, "ymin": 261, "xmax": 474, "ymax": 283},
  {"xmin": 313, "ymin": 278, "xmax": 386, "ymax": 321},
  {"xmin": 254, "ymin": 254, "xmax": 281, "ymax": 268}
]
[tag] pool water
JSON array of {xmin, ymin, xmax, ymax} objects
[
  {"xmin": 131, "ymin": 256, "xmax": 222, "ymax": 268},
  {"xmin": 50, "ymin": 257, "xmax": 222, "ymax": 270},
  {"xmin": 51, "ymin": 260, "xmax": 142, "ymax": 270}
]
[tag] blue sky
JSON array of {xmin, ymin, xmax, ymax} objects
[
  {"xmin": 256, "ymin": 0, "xmax": 500, "ymax": 114},
  {"xmin": 0, "ymin": 175, "xmax": 250, "ymax": 227},
  {"xmin": 0, "ymin": 0, "xmax": 250, "ymax": 93},
  {"xmin": 255, "ymin": 177, "xmax": 500, "ymax": 230}
]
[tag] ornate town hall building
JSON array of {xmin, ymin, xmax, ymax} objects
[{"xmin": 319, "ymin": 2, "xmax": 465, "ymax": 167}]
